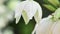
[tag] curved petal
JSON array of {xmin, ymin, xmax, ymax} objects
[
  {"xmin": 15, "ymin": 4, "xmax": 22, "ymax": 24},
  {"xmin": 17, "ymin": 1, "xmax": 41, "ymax": 24},
  {"xmin": 21, "ymin": 1, "xmax": 37, "ymax": 19},
  {"xmin": 22, "ymin": 10, "xmax": 29, "ymax": 24},
  {"xmin": 34, "ymin": 4, "xmax": 42, "ymax": 23},
  {"xmin": 15, "ymin": 1, "xmax": 42, "ymax": 24},
  {"xmin": 15, "ymin": 9, "xmax": 21, "ymax": 24},
  {"xmin": 52, "ymin": 20, "xmax": 60, "ymax": 34},
  {"xmin": 35, "ymin": 15, "xmax": 54, "ymax": 34}
]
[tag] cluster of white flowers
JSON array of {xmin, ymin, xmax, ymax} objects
[
  {"xmin": 15, "ymin": 0, "xmax": 42, "ymax": 34},
  {"xmin": 15, "ymin": 0, "xmax": 60, "ymax": 34},
  {"xmin": 0, "ymin": 0, "xmax": 42, "ymax": 34},
  {"xmin": 0, "ymin": 0, "xmax": 60, "ymax": 34}
]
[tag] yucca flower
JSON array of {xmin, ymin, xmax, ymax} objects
[
  {"xmin": 51, "ymin": 20, "xmax": 60, "ymax": 34},
  {"xmin": 33, "ymin": 8, "xmax": 60, "ymax": 34},
  {"xmin": 35, "ymin": 15, "xmax": 54, "ymax": 34},
  {"xmin": 37, "ymin": 0, "xmax": 60, "ymax": 34},
  {"xmin": 15, "ymin": 0, "xmax": 42, "ymax": 24}
]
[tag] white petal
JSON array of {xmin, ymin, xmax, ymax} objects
[
  {"xmin": 32, "ymin": 23, "xmax": 38, "ymax": 34},
  {"xmin": 15, "ymin": 4, "xmax": 22, "ymax": 24},
  {"xmin": 20, "ymin": 1, "xmax": 38, "ymax": 19},
  {"xmin": 34, "ymin": 8, "xmax": 42, "ymax": 23},
  {"xmin": 17, "ymin": 1, "xmax": 42, "ymax": 24},
  {"xmin": 35, "ymin": 15, "xmax": 54, "ymax": 34},
  {"xmin": 22, "ymin": 10, "xmax": 29, "ymax": 24},
  {"xmin": 52, "ymin": 20, "xmax": 60, "ymax": 34},
  {"xmin": 34, "ymin": 1, "xmax": 42, "ymax": 23}
]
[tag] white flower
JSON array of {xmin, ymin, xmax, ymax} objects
[
  {"xmin": 15, "ymin": 0, "xmax": 42, "ymax": 24},
  {"xmin": 51, "ymin": 8, "xmax": 60, "ymax": 34},
  {"xmin": 33, "ymin": 8, "xmax": 60, "ymax": 34},
  {"xmin": 35, "ymin": 15, "xmax": 54, "ymax": 34},
  {"xmin": 51, "ymin": 20, "xmax": 60, "ymax": 34}
]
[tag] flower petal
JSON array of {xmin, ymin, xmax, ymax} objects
[
  {"xmin": 20, "ymin": 1, "xmax": 39, "ymax": 19},
  {"xmin": 17, "ymin": 1, "xmax": 41, "ymax": 24},
  {"xmin": 15, "ymin": 4, "xmax": 22, "ymax": 24},
  {"xmin": 24, "ymin": 1, "xmax": 38, "ymax": 19},
  {"xmin": 52, "ymin": 20, "xmax": 60, "ymax": 34},
  {"xmin": 22, "ymin": 10, "xmax": 29, "ymax": 24},
  {"xmin": 34, "ymin": 5, "xmax": 42, "ymax": 23},
  {"xmin": 35, "ymin": 15, "xmax": 54, "ymax": 34}
]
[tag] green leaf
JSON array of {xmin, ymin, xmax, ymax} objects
[
  {"xmin": 48, "ymin": 0, "xmax": 60, "ymax": 7},
  {"xmin": 43, "ymin": 4, "xmax": 56, "ymax": 11}
]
